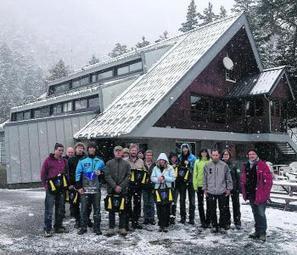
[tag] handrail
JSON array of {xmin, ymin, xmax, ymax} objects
[{"xmin": 287, "ymin": 127, "xmax": 297, "ymax": 145}]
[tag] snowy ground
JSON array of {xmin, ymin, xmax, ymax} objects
[{"xmin": 0, "ymin": 188, "xmax": 296, "ymax": 255}]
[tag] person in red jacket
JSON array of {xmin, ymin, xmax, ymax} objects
[
  {"xmin": 240, "ymin": 149, "xmax": 273, "ymax": 242},
  {"xmin": 40, "ymin": 143, "xmax": 69, "ymax": 237}
]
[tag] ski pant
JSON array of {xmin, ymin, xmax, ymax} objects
[
  {"xmin": 250, "ymin": 201, "xmax": 267, "ymax": 235},
  {"xmin": 207, "ymin": 193, "xmax": 229, "ymax": 229},
  {"xmin": 44, "ymin": 190, "xmax": 64, "ymax": 231},
  {"xmin": 80, "ymin": 192, "xmax": 101, "ymax": 231},
  {"xmin": 109, "ymin": 198, "xmax": 127, "ymax": 230},
  {"xmin": 127, "ymin": 185, "xmax": 142, "ymax": 225},
  {"xmin": 142, "ymin": 189, "xmax": 155, "ymax": 221},
  {"xmin": 196, "ymin": 187, "xmax": 211, "ymax": 226},
  {"xmin": 156, "ymin": 203, "xmax": 171, "ymax": 228},
  {"xmin": 175, "ymin": 182, "xmax": 195, "ymax": 221},
  {"xmin": 225, "ymin": 191, "xmax": 241, "ymax": 226},
  {"xmin": 70, "ymin": 192, "xmax": 92, "ymax": 224}
]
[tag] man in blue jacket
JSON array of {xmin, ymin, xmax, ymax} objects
[{"xmin": 75, "ymin": 142, "xmax": 105, "ymax": 235}]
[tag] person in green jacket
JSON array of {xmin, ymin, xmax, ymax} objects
[{"xmin": 193, "ymin": 149, "xmax": 211, "ymax": 228}]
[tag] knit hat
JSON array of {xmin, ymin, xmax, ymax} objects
[{"xmin": 157, "ymin": 153, "xmax": 169, "ymax": 163}]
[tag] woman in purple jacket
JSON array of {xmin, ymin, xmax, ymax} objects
[{"xmin": 240, "ymin": 149, "xmax": 273, "ymax": 242}]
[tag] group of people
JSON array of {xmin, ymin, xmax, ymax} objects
[{"xmin": 40, "ymin": 141, "xmax": 273, "ymax": 242}]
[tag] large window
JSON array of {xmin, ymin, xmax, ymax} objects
[
  {"xmin": 117, "ymin": 65, "xmax": 130, "ymax": 75},
  {"xmin": 98, "ymin": 70, "xmax": 113, "ymax": 80},
  {"xmin": 129, "ymin": 61, "xmax": 143, "ymax": 72},
  {"xmin": 117, "ymin": 60, "xmax": 143, "ymax": 76},
  {"xmin": 88, "ymin": 97, "xmax": 99, "ymax": 108},
  {"xmin": 23, "ymin": 111, "xmax": 31, "ymax": 120},
  {"xmin": 54, "ymin": 83, "xmax": 69, "ymax": 94},
  {"xmin": 33, "ymin": 107, "xmax": 50, "ymax": 118},
  {"xmin": 52, "ymin": 104, "xmax": 63, "ymax": 115},
  {"xmin": 63, "ymin": 101, "xmax": 73, "ymax": 112},
  {"xmin": 74, "ymin": 98, "xmax": 88, "ymax": 110}
]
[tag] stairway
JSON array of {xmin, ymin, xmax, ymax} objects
[{"xmin": 276, "ymin": 142, "xmax": 296, "ymax": 155}]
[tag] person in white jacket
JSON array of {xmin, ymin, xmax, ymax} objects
[{"xmin": 151, "ymin": 153, "xmax": 176, "ymax": 232}]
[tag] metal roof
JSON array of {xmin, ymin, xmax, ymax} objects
[
  {"xmin": 75, "ymin": 14, "xmax": 249, "ymax": 139},
  {"xmin": 227, "ymin": 66, "xmax": 287, "ymax": 97}
]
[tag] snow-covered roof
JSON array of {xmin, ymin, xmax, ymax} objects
[
  {"xmin": 0, "ymin": 120, "xmax": 8, "ymax": 132},
  {"xmin": 228, "ymin": 66, "xmax": 293, "ymax": 97},
  {"xmin": 47, "ymin": 36, "xmax": 183, "ymax": 87},
  {"xmin": 11, "ymin": 75, "xmax": 140, "ymax": 113},
  {"xmin": 75, "ymin": 14, "xmax": 255, "ymax": 139}
]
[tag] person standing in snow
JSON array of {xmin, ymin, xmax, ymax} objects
[
  {"xmin": 203, "ymin": 149, "xmax": 233, "ymax": 233},
  {"xmin": 151, "ymin": 153, "xmax": 176, "ymax": 232},
  {"xmin": 104, "ymin": 146, "xmax": 131, "ymax": 237},
  {"xmin": 193, "ymin": 149, "xmax": 211, "ymax": 228},
  {"xmin": 176, "ymin": 144, "xmax": 197, "ymax": 224},
  {"xmin": 241, "ymin": 149, "xmax": 273, "ymax": 242},
  {"xmin": 75, "ymin": 142, "xmax": 105, "ymax": 235},
  {"xmin": 40, "ymin": 143, "xmax": 69, "ymax": 237},
  {"xmin": 64, "ymin": 147, "xmax": 75, "ymax": 160},
  {"xmin": 221, "ymin": 149, "xmax": 241, "ymax": 230},
  {"xmin": 142, "ymin": 150, "xmax": 156, "ymax": 225},
  {"xmin": 127, "ymin": 143, "xmax": 145, "ymax": 230}
]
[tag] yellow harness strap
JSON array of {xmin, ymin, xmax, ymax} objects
[
  {"xmin": 130, "ymin": 170, "xmax": 135, "ymax": 182},
  {"xmin": 120, "ymin": 198, "xmax": 125, "ymax": 210},
  {"xmin": 107, "ymin": 197, "xmax": 112, "ymax": 210},
  {"xmin": 63, "ymin": 175, "xmax": 68, "ymax": 188},
  {"xmin": 184, "ymin": 170, "xmax": 189, "ymax": 181},
  {"xmin": 155, "ymin": 190, "xmax": 161, "ymax": 202},
  {"xmin": 141, "ymin": 171, "xmax": 147, "ymax": 184},
  {"xmin": 49, "ymin": 180, "xmax": 56, "ymax": 191},
  {"xmin": 73, "ymin": 192, "xmax": 78, "ymax": 204}
]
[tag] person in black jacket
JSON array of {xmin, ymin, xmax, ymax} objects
[{"xmin": 222, "ymin": 149, "xmax": 241, "ymax": 230}]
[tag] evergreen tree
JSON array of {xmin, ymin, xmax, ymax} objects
[
  {"xmin": 108, "ymin": 43, "xmax": 129, "ymax": 58},
  {"xmin": 160, "ymin": 31, "xmax": 169, "ymax": 41},
  {"xmin": 198, "ymin": 2, "xmax": 219, "ymax": 25},
  {"xmin": 179, "ymin": 0, "xmax": 199, "ymax": 32},
  {"xmin": 47, "ymin": 59, "xmax": 69, "ymax": 81},
  {"xmin": 231, "ymin": 0, "xmax": 257, "ymax": 13},
  {"xmin": 136, "ymin": 36, "xmax": 150, "ymax": 48},
  {"xmin": 88, "ymin": 54, "xmax": 100, "ymax": 65},
  {"xmin": 219, "ymin": 6, "xmax": 227, "ymax": 18}
]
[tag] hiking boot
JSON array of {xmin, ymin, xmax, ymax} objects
[
  {"xmin": 132, "ymin": 222, "xmax": 143, "ymax": 229},
  {"xmin": 249, "ymin": 232, "xmax": 260, "ymax": 239},
  {"xmin": 235, "ymin": 224, "xmax": 241, "ymax": 230},
  {"xmin": 74, "ymin": 221, "xmax": 81, "ymax": 229},
  {"xmin": 106, "ymin": 228, "xmax": 116, "ymax": 237},
  {"xmin": 169, "ymin": 217, "xmax": 175, "ymax": 225},
  {"xmin": 54, "ymin": 226, "xmax": 69, "ymax": 234},
  {"xmin": 188, "ymin": 220, "xmax": 195, "ymax": 225},
  {"xmin": 150, "ymin": 219, "xmax": 156, "ymax": 225},
  {"xmin": 162, "ymin": 228, "xmax": 168, "ymax": 233},
  {"xmin": 224, "ymin": 225, "xmax": 230, "ymax": 230},
  {"xmin": 143, "ymin": 219, "xmax": 150, "ymax": 225},
  {"xmin": 119, "ymin": 228, "xmax": 128, "ymax": 237},
  {"xmin": 258, "ymin": 234, "xmax": 266, "ymax": 242},
  {"xmin": 78, "ymin": 228, "xmax": 87, "ymax": 235},
  {"xmin": 94, "ymin": 228, "xmax": 102, "ymax": 235},
  {"xmin": 211, "ymin": 227, "xmax": 219, "ymax": 233},
  {"xmin": 44, "ymin": 230, "xmax": 53, "ymax": 237},
  {"xmin": 87, "ymin": 220, "xmax": 94, "ymax": 228},
  {"xmin": 158, "ymin": 227, "xmax": 163, "ymax": 232},
  {"xmin": 180, "ymin": 219, "xmax": 186, "ymax": 224}
]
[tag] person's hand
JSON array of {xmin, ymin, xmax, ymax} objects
[
  {"xmin": 78, "ymin": 188, "xmax": 84, "ymax": 195},
  {"xmin": 225, "ymin": 190, "xmax": 231, "ymax": 196},
  {"xmin": 184, "ymin": 160, "xmax": 189, "ymax": 166},
  {"xmin": 68, "ymin": 185, "xmax": 74, "ymax": 190},
  {"xmin": 115, "ymin": 185, "xmax": 122, "ymax": 193},
  {"xmin": 95, "ymin": 170, "xmax": 102, "ymax": 176},
  {"xmin": 204, "ymin": 191, "xmax": 208, "ymax": 197},
  {"xmin": 158, "ymin": 176, "xmax": 165, "ymax": 183}
]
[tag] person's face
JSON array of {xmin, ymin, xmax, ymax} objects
[
  {"xmin": 130, "ymin": 147, "xmax": 138, "ymax": 158},
  {"xmin": 123, "ymin": 152, "xmax": 129, "ymax": 158},
  {"xmin": 248, "ymin": 151, "xmax": 258, "ymax": 161},
  {"xmin": 138, "ymin": 152, "xmax": 144, "ymax": 159},
  {"xmin": 55, "ymin": 147, "xmax": 64, "ymax": 158},
  {"xmin": 67, "ymin": 148, "xmax": 74, "ymax": 157},
  {"xmin": 211, "ymin": 151, "xmax": 220, "ymax": 162},
  {"xmin": 75, "ymin": 146, "xmax": 84, "ymax": 155},
  {"xmin": 114, "ymin": 149, "xmax": 123, "ymax": 158},
  {"xmin": 182, "ymin": 147, "xmax": 189, "ymax": 155},
  {"xmin": 159, "ymin": 159, "xmax": 166, "ymax": 167},
  {"xmin": 88, "ymin": 147, "xmax": 96, "ymax": 155},
  {"xmin": 145, "ymin": 152, "xmax": 153, "ymax": 161},
  {"xmin": 170, "ymin": 155, "xmax": 177, "ymax": 163},
  {"xmin": 222, "ymin": 152, "xmax": 230, "ymax": 161},
  {"xmin": 201, "ymin": 151, "xmax": 207, "ymax": 159}
]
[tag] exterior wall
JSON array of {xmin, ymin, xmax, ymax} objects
[
  {"xmin": 5, "ymin": 112, "xmax": 95, "ymax": 184},
  {"xmin": 271, "ymin": 79, "xmax": 291, "ymax": 100},
  {"xmin": 144, "ymin": 46, "xmax": 171, "ymax": 70},
  {"xmin": 0, "ymin": 131, "xmax": 5, "ymax": 165}
]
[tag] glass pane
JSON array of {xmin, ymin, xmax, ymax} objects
[
  {"xmin": 16, "ymin": 112, "xmax": 24, "ymax": 121},
  {"xmin": 34, "ymin": 109, "xmax": 41, "ymax": 118},
  {"xmin": 98, "ymin": 70, "xmax": 113, "ymax": 80},
  {"xmin": 72, "ymin": 79, "xmax": 81, "ymax": 88},
  {"xmin": 91, "ymin": 74, "xmax": 97, "ymax": 83},
  {"xmin": 117, "ymin": 65, "xmax": 129, "ymax": 75},
  {"xmin": 54, "ymin": 83, "xmax": 69, "ymax": 94},
  {"xmin": 40, "ymin": 107, "xmax": 50, "ymax": 117},
  {"xmin": 75, "ymin": 99, "xmax": 88, "ymax": 110},
  {"xmin": 190, "ymin": 96, "xmax": 201, "ymax": 108},
  {"xmin": 129, "ymin": 61, "xmax": 142, "ymax": 72},
  {"xmin": 52, "ymin": 104, "xmax": 63, "ymax": 114},
  {"xmin": 88, "ymin": 97, "xmax": 99, "ymax": 108},
  {"xmin": 23, "ymin": 111, "xmax": 31, "ymax": 120},
  {"xmin": 80, "ymin": 76, "xmax": 90, "ymax": 86},
  {"xmin": 63, "ymin": 102, "xmax": 73, "ymax": 112}
]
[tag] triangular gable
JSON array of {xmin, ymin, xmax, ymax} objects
[{"xmin": 75, "ymin": 13, "xmax": 261, "ymax": 139}]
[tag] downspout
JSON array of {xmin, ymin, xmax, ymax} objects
[{"xmin": 264, "ymin": 94, "xmax": 272, "ymax": 133}]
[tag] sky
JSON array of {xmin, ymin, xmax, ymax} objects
[{"xmin": 0, "ymin": 0, "xmax": 235, "ymax": 70}]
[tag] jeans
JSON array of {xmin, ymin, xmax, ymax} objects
[
  {"xmin": 175, "ymin": 182, "xmax": 195, "ymax": 221},
  {"xmin": 127, "ymin": 185, "xmax": 142, "ymax": 224},
  {"xmin": 44, "ymin": 190, "xmax": 64, "ymax": 231},
  {"xmin": 156, "ymin": 203, "xmax": 171, "ymax": 228},
  {"xmin": 109, "ymin": 199, "xmax": 127, "ymax": 230},
  {"xmin": 250, "ymin": 202, "xmax": 267, "ymax": 235},
  {"xmin": 196, "ymin": 187, "xmax": 210, "ymax": 225},
  {"xmin": 207, "ymin": 193, "xmax": 228, "ymax": 229},
  {"xmin": 80, "ymin": 191, "xmax": 101, "ymax": 231},
  {"xmin": 142, "ymin": 189, "xmax": 155, "ymax": 221},
  {"xmin": 226, "ymin": 191, "xmax": 241, "ymax": 226}
]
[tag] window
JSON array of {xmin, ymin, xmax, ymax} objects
[
  {"xmin": 255, "ymin": 98, "xmax": 264, "ymax": 116},
  {"xmin": 54, "ymin": 83, "xmax": 69, "ymax": 94},
  {"xmin": 91, "ymin": 73, "xmax": 98, "ymax": 83},
  {"xmin": 190, "ymin": 95, "xmax": 201, "ymax": 108},
  {"xmin": 33, "ymin": 109, "xmax": 41, "ymax": 118},
  {"xmin": 230, "ymin": 99, "xmax": 243, "ymax": 116},
  {"xmin": 98, "ymin": 70, "xmax": 113, "ymax": 80},
  {"xmin": 16, "ymin": 112, "xmax": 24, "ymax": 121},
  {"xmin": 225, "ymin": 69, "xmax": 236, "ymax": 83},
  {"xmin": 88, "ymin": 97, "xmax": 99, "ymax": 108},
  {"xmin": 52, "ymin": 104, "xmax": 63, "ymax": 115},
  {"xmin": 80, "ymin": 76, "xmax": 90, "ymax": 86},
  {"xmin": 23, "ymin": 111, "xmax": 31, "ymax": 120},
  {"xmin": 33, "ymin": 107, "xmax": 50, "ymax": 118},
  {"xmin": 246, "ymin": 100, "xmax": 255, "ymax": 117},
  {"xmin": 63, "ymin": 101, "xmax": 73, "ymax": 112},
  {"xmin": 129, "ymin": 61, "xmax": 143, "ymax": 72},
  {"xmin": 72, "ymin": 79, "xmax": 81, "ymax": 89},
  {"xmin": 75, "ymin": 99, "xmax": 88, "ymax": 110},
  {"xmin": 117, "ymin": 65, "xmax": 129, "ymax": 75}
]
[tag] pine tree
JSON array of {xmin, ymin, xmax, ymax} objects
[
  {"xmin": 88, "ymin": 54, "xmax": 100, "ymax": 65},
  {"xmin": 231, "ymin": 0, "xmax": 257, "ymax": 13},
  {"xmin": 136, "ymin": 36, "xmax": 150, "ymax": 48},
  {"xmin": 179, "ymin": 0, "xmax": 199, "ymax": 32},
  {"xmin": 219, "ymin": 6, "xmax": 227, "ymax": 18},
  {"xmin": 198, "ymin": 2, "xmax": 219, "ymax": 25},
  {"xmin": 108, "ymin": 43, "xmax": 129, "ymax": 58},
  {"xmin": 47, "ymin": 59, "xmax": 69, "ymax": 81}
]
